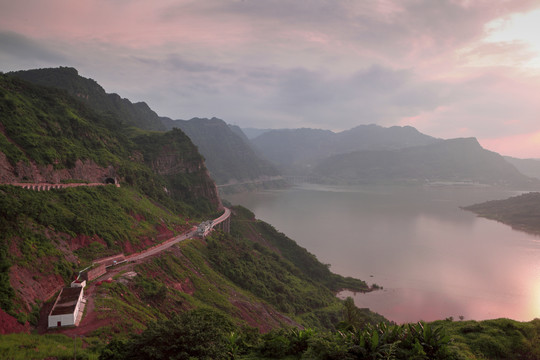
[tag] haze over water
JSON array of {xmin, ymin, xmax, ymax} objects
[{"xmin": 226, "ymin": 184, "xmax": 540, "ymax": 324}]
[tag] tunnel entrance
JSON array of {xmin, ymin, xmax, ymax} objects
[{"xmin": 104, "ymin": 177, "xmax": 116, "ymax": 184}]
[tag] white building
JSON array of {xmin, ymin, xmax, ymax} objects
[{"xmin": 48, "ymin": 286, "xmax": 84, "ymax": 328}]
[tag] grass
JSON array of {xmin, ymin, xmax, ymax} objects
[{"xmin": 0, "ymin": 333, "xmax": 99, "ymax": 360}]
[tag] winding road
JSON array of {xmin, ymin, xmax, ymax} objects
[{"xmin": 124, "ymin": 207, "xmax": 231, "ymax": 262}]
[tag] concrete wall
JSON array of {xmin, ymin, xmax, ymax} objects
[
  {"xmin": 48, "ymin": 287, "xmax": 84, "ymax": 328},
  {"xmin": 82, "ymin": 264, "xmax": 106, "ymax": 282},
  {"xmin": 71, "ymin": 280, "xmax": 86, "ymax": 288},
  {"xmin": 48, "ymin": 313, "xmax": 76, "ymax": 328}
]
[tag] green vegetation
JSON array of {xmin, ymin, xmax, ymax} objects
[
  {"xmin": 4, "ymin": 67, "xmax": 540, "ymax": 360},
  {"xmin": 207, "ymin": 231, "xmax": 336, "ymax": 315},
  {"xmin": 0, "ymin": 333, "xmax": 98, "ymax": 360},
  {"xmin": 99, "ymin": 308, "xmax": 236, "ymax": 360},
  {"xmin": 0, "ymin": 73, "xmax": 126, "ymax": 168},
  {"xmin": 435, "ymin": 318, "xmax": 540, "ymax": 359},
  {"xmin": 0, "ymin": 184, "xmax": 191, "ymax": 320},
  {"xmin": 10, "ymin": 67, "xmax": 166, "ymax": 131},
  {"xmin": 98, "ymin": 307, "xmax": 459, "ymax": 359},
  {"xmin": 0, "ymin": 73, "xmax": 218, "ymax": 216},
  {"xmin": 231, "ymin": 206, "xmax": 371, "ymax": 293},
  {"xmin": 0, "ymin": 185, "xmax": 185, "ymax": 254},
  {"xmin": 462, "ymin": 192, "xmax": 540, "ymax": 235}
]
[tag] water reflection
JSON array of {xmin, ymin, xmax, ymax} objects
[{"xmin": 226, "ymin": 184, "xmax": 540, "ymax": 323}]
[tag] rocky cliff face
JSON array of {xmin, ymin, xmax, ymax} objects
[
  {"xmin": 148, "ymin": 144, "xmax": 222, "ymax": 210},
  {"xmin": 0, "ymin": 154, "xmax": 116, "ymax": 184}
]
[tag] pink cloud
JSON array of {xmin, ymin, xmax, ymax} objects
[{"xmin": 479, "ymin": 132, "xmax": 540, "ymax": 158}]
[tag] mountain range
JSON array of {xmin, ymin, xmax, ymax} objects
[
  {"xmin": 313, "ymin": 137, "xmax": 538, "ymax": 187},
  {"xmin": 9, "ymin": 67, "xmax": 278, "ymax": 187},
  {"xmin": 161, "ymin": 117, "xmax": 280, "ymax": 185},
  {"xmin": 0, "ymin": 68, "xmax": 380, "ymax": 343},
  {"xmin": 2, "ymin": 67, "xmax": 540, "ymax": 359},
  {"xmin": 248, "ymin": 124, "xmax": 538, "ymax": 188},
  {"xmin": 250, "ymin": 124, "xmax": 440, "ymax": 174}
]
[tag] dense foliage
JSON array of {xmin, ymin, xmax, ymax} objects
[
  {"xmin": 99, "ymin": 308, "xmax": 235, "ymax": 360},
  {"xmin": 10, "ymin": 67, "xmax": 166, "ymax": 131},
  {"xmin": 96, "ymin": 314, "xmax": 540, "ymax": 359},
  {"xmin": 0, "ymin": 73, "xmax": 125, "ymax": 168},
  {"xmin": 0, "ymin": 73, "xmax": 218, "ymax": 215},
  {"xmin": 98, "ymin": 311, "xmax": 461, "ymax": 360},
  {"xmin": 0, "ymin": 184, "xmax": 191, "ymax": 320}
]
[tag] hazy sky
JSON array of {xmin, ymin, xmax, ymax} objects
[{"xmin": 1, "ymin": 0, "xmax": 540, "ymax": 157}]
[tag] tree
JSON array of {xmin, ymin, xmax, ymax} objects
[
  {"xmin": 101, "ymin": 308, "xmax": 235, "ymax": 360},
  {"xmin": 338, "ymin": 297, "xmax": 363, "ymax": 330}
]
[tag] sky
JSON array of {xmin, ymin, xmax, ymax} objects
[{"xmin": 1, "ymin": 0, "xmax": 540, "ymax": 158}]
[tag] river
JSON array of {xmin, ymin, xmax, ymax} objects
[{"xmin": 225, "ymin": 184, "xmax": 540, "ymax": 324}]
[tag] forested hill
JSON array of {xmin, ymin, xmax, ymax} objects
[
  {"xmin": 0, "ymin": 73, "xmax": 220, "ymax": 212},
  {"xmin": 0, "ymin": 72, "xmax": 222, "ymax": 325},
  {"xmin": 9, "ymin": 67, "xmax": 166, "ymax": 131},
  {"xmin": 161, "ymin": 117, "xmax": 280, "ymax": 185},
  {"xmin": 462, "ymin": 192, "xmax": 540, "ymax": 235},
  {"xmin": 251, "ymin": 124, "xmax": 439, "ymax": 174},
  {"xmin": 313, "ymin": 137, "xmax": 539, "ymax": 188},
  {"xmin": 0, "ymin": 70, "xmax": 382, "ymax": 348}
]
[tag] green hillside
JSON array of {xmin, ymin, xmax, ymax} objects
[
  {"xmin": 4, "ymin": 68, "xmax": 540, "ymax": 360},
  {"xmin": 9, "ymin": 67, "xmax": 166, "ymax": 131},
  {"xmin": 462, "ymin": 192, "xmax": 540, "ymax": 235},
  {"xmin": 0, "ymin": 70, "xmax": 387, "ymax": 359},
  {"xmin": 0, "ymin": 73, "xmax": 219, "ymax": 214}
]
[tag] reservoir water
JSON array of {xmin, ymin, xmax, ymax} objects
[{"xmin": 225, "ymin": 184, "xmax": 540, "ymax": 324}]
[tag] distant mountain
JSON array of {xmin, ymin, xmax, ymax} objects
[
  {"xmin": 251, "ymin": 128, "xmax": 334, "ymax": 173},
  {"xmin": 504, "ymin": 157, "xmax": 540, "ymax": 180},
  {"xmin": 9, "ymin": 67, "xmax": 166, "ymax": 131},
  {"xmin": 312, "ymin": 138, "xmax": 538, "ymax": 187},
  {"xmin": 228, "ymin": 124, "xmax": 252, "ymax": 143},
  {"xmin": 161, "ymin": 117, "xmax": 280, "ymax": 185},
  {"xmin": 241, "ymin": 127, "xmax": 276, "ymax": 139},
  {"xmin": 251, "ymin": 124, "xmax": 440, "ymax": 174}
]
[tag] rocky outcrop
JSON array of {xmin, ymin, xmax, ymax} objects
[
  {"xmin": 148, "ymin": 144, "xmax": 222, "ymax": 210},
  {"xmin": 9, "ymin": 264, "xmax": 65, "ymax": 312},
  {"xmin": 0, "ymin": 154, "xmax": 116, "ymax": 184}
]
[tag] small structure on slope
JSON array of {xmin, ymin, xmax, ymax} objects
[
  {"xmin": 196, "ymin": 220, "xmax": 214, "ymax": 238},
  {"xmin": 48, "ymin": 286, "xmax": 84, "ymax": 328}
]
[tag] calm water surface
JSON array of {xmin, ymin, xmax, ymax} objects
[{"xmin": 225, "ymin": 184, "xmax": 540, "ymax": 323}]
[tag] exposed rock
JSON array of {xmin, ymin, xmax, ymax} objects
[
  {"xmin": 0, "ymin": 152, "xmax": 15, "ymax": 183},
  {"xmin": 0, "ymin": 308, "xmax": 29, "ymax": 334},
  {"xmin": 10, "ymin": 158, "xmax": 116, "ymax": 184},
  {"xmin": 9, "ymin": 265, "xmax": 65, "ymax": 312}
]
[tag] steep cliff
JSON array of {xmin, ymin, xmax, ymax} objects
[
  {"xmin": 161, "ymin": 117, "xmax": 280, "ymax": 186},
  {"xmin": 0, "ymin": 70, "xmax": 379, "ymax": 349},
  {"xmin": 0, "ymin": 73, "xmax": 220, "ymax": 211},
  {"xmin": 0, "ymin": 73, "xmax": 222, "ymax": 325},
  {"xmin": 9, "ymin": 67, "xmax": 166, "ymax": 131}
]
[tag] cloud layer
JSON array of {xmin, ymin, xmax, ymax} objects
[{"xmin": 1, "ymin": 0, "xmax": 540, "ymax": 157}]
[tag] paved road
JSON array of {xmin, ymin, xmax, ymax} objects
[
  {"xmin": 126, "ymin": 207, "xmax": 231, "ymax": 262},
  {"xmin": 212, "ymin": 207, "xmax": 231, "ymax": 226},
  {"xmin": 127, "ymin": 230, "xmax": 197, "ymax": 261}
]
